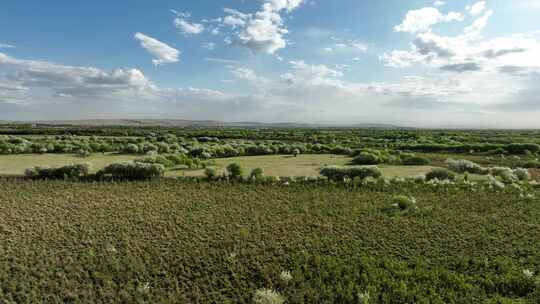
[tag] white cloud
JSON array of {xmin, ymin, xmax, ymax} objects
[
  {"xmin": 466, "ymin": 1, "xmax": 486, "ymax": 16},
  {"xmin": 464, "ymin": 10, "xmax": 493, "ymax": 36},
  {"xmin": 134, "ymin": 32, "xmax": 180, "ymax": 66},
  {"xmin": 384, "ymin": 2, "xmax": 540, "ymax": 76},
  {"xmin": 221, "ymin": 0, "xmax": 304, "ymax": 54},
  {"xmin": 433, "ymin": 1, "xmax": 445, "ymax": 7},
  {"xmin": 174, "ymin": 18, "xmax": 205, "ymax": 35},
  {"xmin": 0, "ymin": 43, "xmax": 15, "ymax": 49},
  {"xmin": 1, "ymin": 51, "xmax": 540, "ymax": 127},
  {"xmin": 395, "ymin": 7, "xmax": 464, "ymax": 33}
]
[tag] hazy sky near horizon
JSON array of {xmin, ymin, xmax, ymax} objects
[{"xmin": 0, "ymin": 0, "xmax": 539, "ymax": 127}]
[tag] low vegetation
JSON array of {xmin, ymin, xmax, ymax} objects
[
  {"xmin": 2, "ymin": 125, "xmax": 540, "ymax": 302},
  {"xmin": 0, "ymin": 179, "xmax": 538, "ymax": 303}
]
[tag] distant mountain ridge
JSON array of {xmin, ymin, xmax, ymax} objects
[{"xmin": 0, "ymin": 119, "xmax": 404, "ymax": 129}]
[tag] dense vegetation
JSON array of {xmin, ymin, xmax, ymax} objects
[
  {"xmin": 0, "ymin": 179, "xmax": 538, "ymax": 303},
  {"xmin": 2, "ymin": 124, "xmax": 540, "ymax": 302}
]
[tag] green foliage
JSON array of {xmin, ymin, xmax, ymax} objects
[
  {"xmin": 426, "ymin": 168, "xmax": 456, "ymax": 181},
  {"xmin": 121, "ymin": 143, "xmax": 140, "ymax": 154},
  {"xmin": 522, "ymin": 161, "xmax": 540, "ymax": 169},
  {"xmin": 0, "ymin": 180, "xmax": 538, "ymax": 303},
  {"xmin": 250, "ymin": 167, "xmax": 264, "ymax": 180},
  {"xmin": 351, "ymin": 152, "xmax": 382, "ymax": 165},
  {"xmin": 24, "ymin": 163, "xmax": 91, "ymax": 180},
  {"xmin": 505, "ymin": 143, "xmax": 540, "ymax": 155},
  {"xmin": 393, "ymin": 195, "xmax": 417, "ymax": 210},
  {"xmin": 226, "ymin": 163, "xmax": 243, "ymax": 178},
  {"xmin": 97, "ymin": 162, "xmax": 164, "ymax": 180},
  {"xmin": 320, "ymin": 166, "xmax": 382, "ymax": 181},
  {"xmin": 402, "ymin": 156, "xmax": 430, "ymax": 166},
  {"xmin": 204, "ymin": 167, "xmax": 218, "ymax": 180}
]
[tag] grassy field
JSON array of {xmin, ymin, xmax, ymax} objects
[
  {"xmin": 170, "ymin": 154, "xmax": 439, "ymax": 178},
  {"xmin": 0, "ymin": 153, "xmax": 138, "ymax": 175},
  {"xmin": 0, "ymin": 179, "xmax": 538, "ymax": 303},
  {"xmin": 0, "ymin": 153, "xmax": 441, "ymax": 179}
]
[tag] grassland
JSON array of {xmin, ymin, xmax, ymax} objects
[
  {"xmin": 0, "ymin": 153, "xmax": 441, "ymax": 179},
  {"xmin": 0, "ymin": 179, "xmax": 538, "ymax": 303},
  {"xmin": 0, "ymin": 153, "xmax": 138, "ymax": 176}
]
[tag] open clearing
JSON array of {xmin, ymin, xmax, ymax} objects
[
  {"xmin": 0, "ymin": 153, "xmax": 138, "ymax": 175},
  {"xmin": 0, "ymin": 153, "xmax": 440, "ymax": 178},
  {"xmin": 169, "ymin": 154, "xmax": 438, "ymax": 178}
]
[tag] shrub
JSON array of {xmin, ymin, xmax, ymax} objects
[
  {"xmin": 446, "ymin": 159, "xmax": 485, "ymax": 174},
  {"xmin": 402, "ymin": 156, "xmax": 430, "ymax": 166},
  {"xmin": 382, "ymin": 195, "xmax": 417, "ymax": 216},
  {"xmin": 489, "ymin": 167, "xmax": 518, "ymax": 184},
  {"xmin": 226, "ymin": 163, "xmax": 243, "ymax": 179},
  {"xmin": 392, "ymin": 195, "xmax": 417, "ymax": 211},
  {"xmin": 320, "ymin": 166, "xmax": 382, "ymax": 182},
  {"xmin": 253, "ymin": 289, "xmax": 285, "ymax": 304},
  {"xmin": 97, "ymin": 162, "xmax": 164, "ymax": 180},
  {"xmin": 522, "ymin": 161, "xmax": 540, "ymax": 168},
  {"xmin": 351, "ymin": 152, "xmax": 381, "ymax": 165},
  {"xmin": 76, "ymin": 149, "xmax": 91, "ymax": 158},
  {"xmin": 25, "ymin": 163, "xmax": 91, "ymax": 180},
  {"xmin": 249, "ymin": 167, "xmax": 264, "ymax": 180},
  {"xmin": 514, "ymin": 168, "xmax": 530, "ymax": 181},
  {"xmin": 505, "ymin": 143, "xmax": 540, "ymax": 155},
  {"xmin": 135, "ymin": 155, "xmax": 175, "ymax": 168},
  {"xmin": 122, "ymin": 143, "xmax": 140, "ymax": 154},
  {"xmin": 292, "ymin": 149, "xmax": 300, "ymax": 157},
  {"xmin": 425, "ymin": 168, "xmax": 455, "ymax": 181},
  {"xmin": 204, "ymin": 167, "xmax": 218, "ymax": 180}
]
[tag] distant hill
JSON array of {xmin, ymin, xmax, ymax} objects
[{"xmin": 0, "ymin": 119, "xmax": 404, "ymax": 129}]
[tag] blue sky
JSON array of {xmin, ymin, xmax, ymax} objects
[{"xmin": 1, "ymin": 0, "xmax": 540, "ymax": 127}]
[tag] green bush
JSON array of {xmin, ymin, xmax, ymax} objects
[
  {"xmin": 351, "ymin": 152, "xmax": 382, "ymax": 165},
  {"xmin": 392, "ymin": 195, "xmax": 417, "ymax": 210},
  {"xmin": 425, "ymin": 168, "xmax": 455, "ymax": 181},
  {"xmin": 25, "ymin": 163, "xmax": 91, "ymax": 180},
  {"xmin": 249, "ymin": 167, "xmax": 264, "ymax": 180},
  {"xmin": 402, "ymin": 156, "xmax": 430, "ymax": 166},
  {"xmin": 226, "ymin": 163, "xmax": 243, "ymax": 179},
  {"xmin": 122, "ymin": 143, "xmax": 140, "ymax": 154},
  {"xmin": 135, "ymin": 155, "xmax": 175, "ymax": 168},
  {"xmin": 204, "ymin": 167, "xmax": 218, "ymax": 180},
  {"xmin": 97, "ymin": 162, "xmax": 164, "ymax": 180},
  {"xmin": 320, "ymin": 166, "xmax": 382, "ymax": 181},
  {"xmin": 522, "ymin": 161, "xmax": 540, "ymax": 168}
]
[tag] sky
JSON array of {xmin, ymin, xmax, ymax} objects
[{"xmin": 0, "ymin": 0, "xmax": 539, "ymax": 128}]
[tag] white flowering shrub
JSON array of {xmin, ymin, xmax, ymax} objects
[
  {"xmin": 514, "ymin": 168, "xmax": 530, "ymax": 181},
  {"xmin": 253, "ymin": 289, "xmax": 285, "ymax": 304},
  {"xmin": 446, "ymin": 158, "xmax": 486, "ymax": 174},
  {"xmin": 489, "ymin": 167, "xmax": 518, "ymax": 184}
]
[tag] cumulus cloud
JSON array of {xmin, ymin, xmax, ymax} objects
[
  {"xmin": 1, "ymin": 50, "xmax": 540, "ymax": 127},
  {"xmin": 134, "ymin": 32, "xmax": 180, "ymax": 66},
  {"xmin": 221, "ymin": 0, "xmax": 305, "ymax": 54},
  {"xmin": 174, "ymin": 18, "xmax": 205, "ymax": 35},
  {"xmin": 394, "ymin": 7, "xmax": 463, "ymax": 33},
  {"xmin": 384, "ymin": 2, "xmax": 540, "ymax": 76},
  {"xmin": 466, "ymin": 1, "xmax": 486, "ymax": 16}
]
